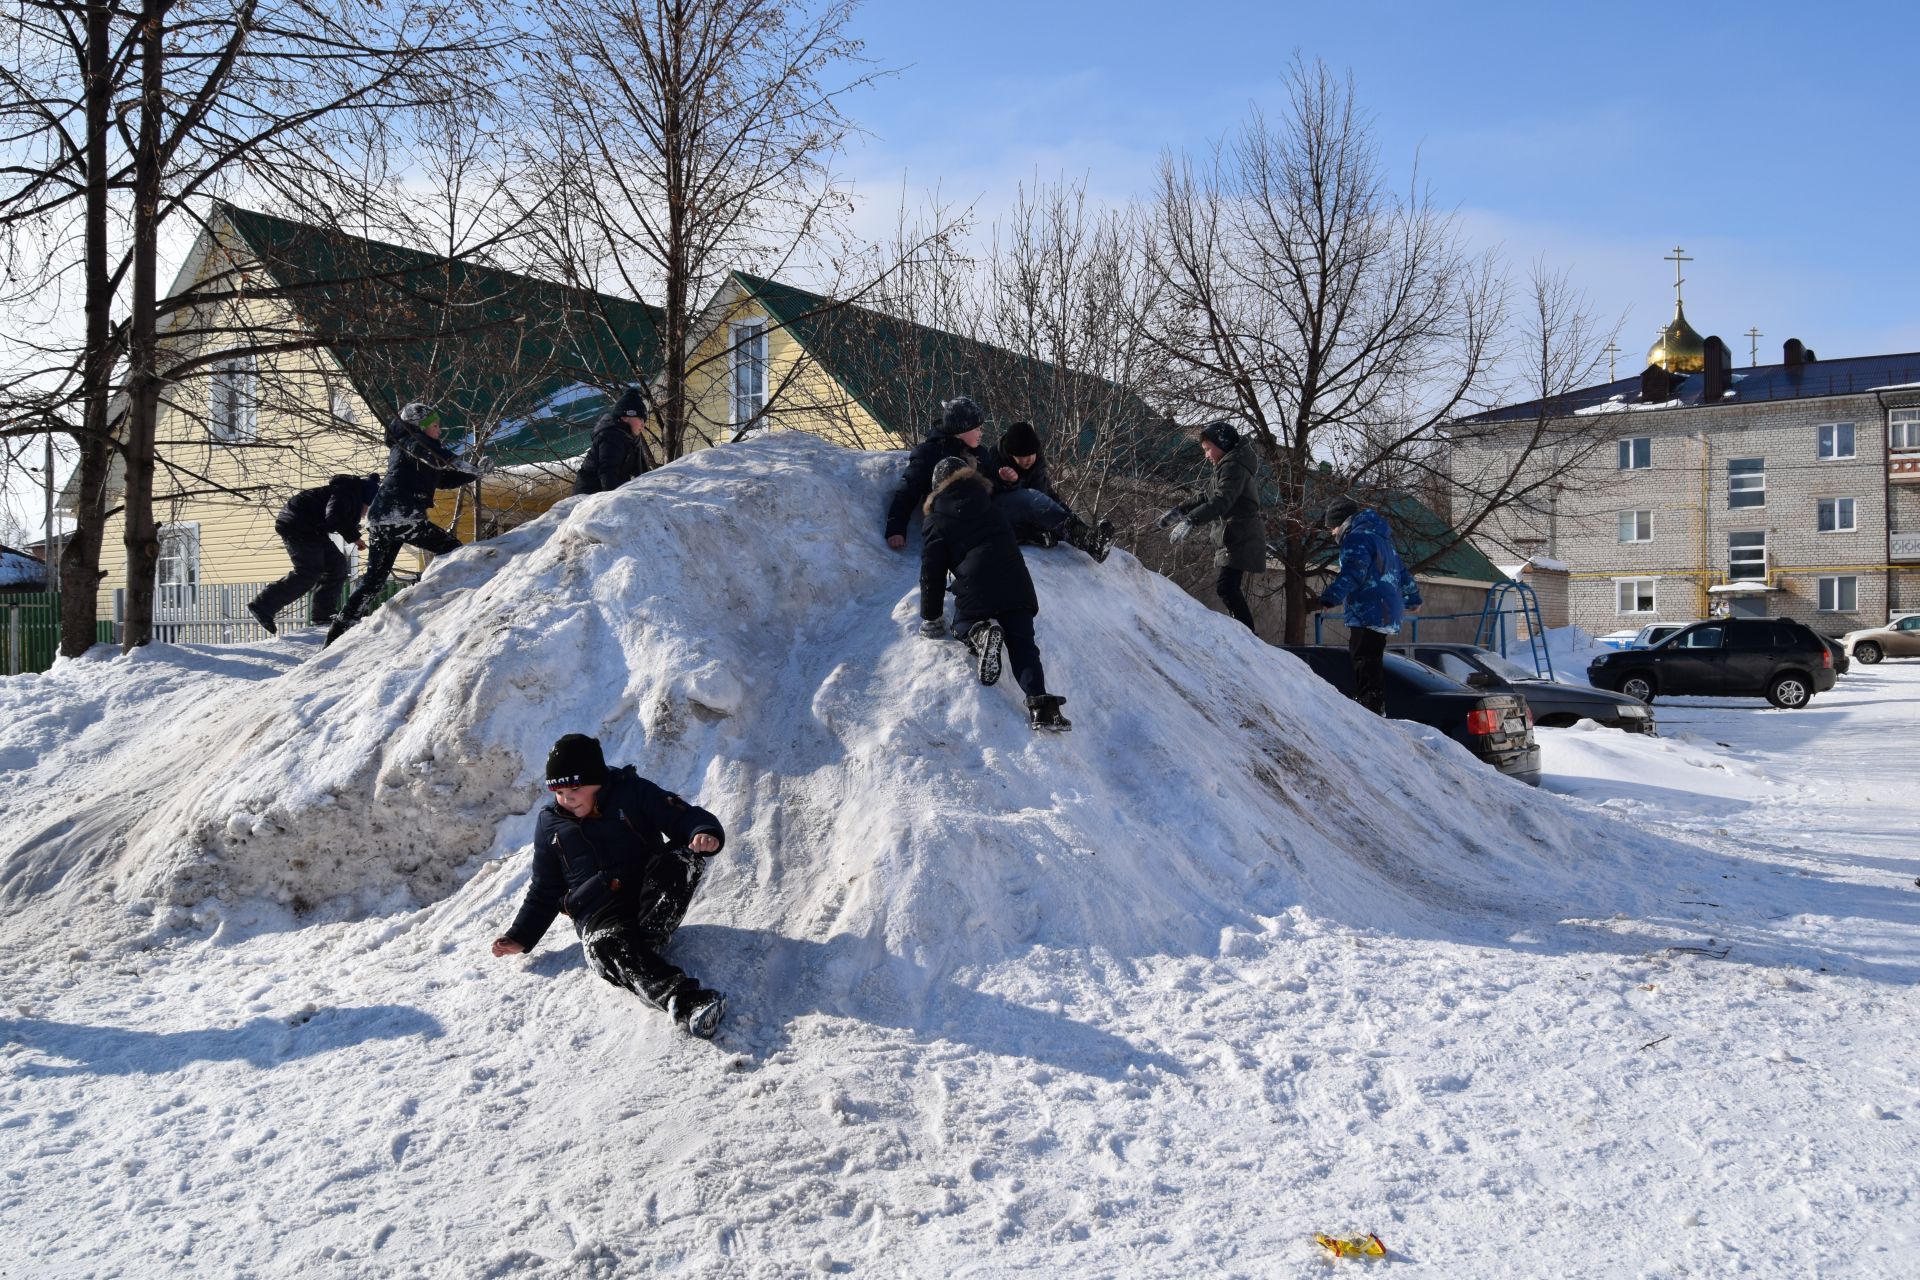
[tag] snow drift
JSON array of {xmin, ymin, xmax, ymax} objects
[{"xmin": 31, "ymin": 434, "xmax": 1690, "ymax": 963}]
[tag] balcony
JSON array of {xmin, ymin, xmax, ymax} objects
[
  {"xmin": 1893, "ymin": 532, "xmax": 1920, "ymax": 564},
  {"xmin": 1893, "ymin": 451, "xmax": 1920, "ymax": 483}
]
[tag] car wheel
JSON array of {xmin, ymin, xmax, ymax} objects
[
  {"xmin": 1767, "ymin": 673, "xmax": 1812, "ymax": 709},
  {"xmin": 1619, "ymin": 672, "xmax": 1656, "ymax": 703},
  {"xmin": 1854, "ymin": 641, "xmax": 1883, "ymax": 665}
]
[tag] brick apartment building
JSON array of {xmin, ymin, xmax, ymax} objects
[{"xmin": 1452, "ymin": 296, "xmax": 1920, "ymax": 637}]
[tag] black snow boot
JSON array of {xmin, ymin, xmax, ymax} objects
[
  {"xmin": 247, "ymin": 599, "xmax": 278, "ymax": 635},
  {"xmin": 1064, "ymin": 516, "xmax": 1112, "ymax": 564},
  {"xmin": 668, "ymin": 984, "xmax": 726, "ymax": 1039},
  {"xmin": 964, "ymin": 620, "xmax": 1004, "ymax": 686},
  {"xmin": 322, "ymin": 613, "xmax": 356, "ymax": 648},
  {"xmin": 1027, "ymin": 694, "xmax": 1071, "ymax": 732}
]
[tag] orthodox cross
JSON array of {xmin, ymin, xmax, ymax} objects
[
  {"xmin": 1603, "ymin": 342, "xmax": 1622, "ymax": 381},
  {"xmin": 1664, "ymin": 245, "xmax": 1693, "ymax": 305},
  {"xmin": 1744, "ymin": 327, "xmax": 1763, "ymax": 367}
]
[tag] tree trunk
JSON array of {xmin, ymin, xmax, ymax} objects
[
  {"xmin": 59, "ymin": 0, "xmax": 119, "ymax": 658},
  {"xmin": 120, "ymin": 0, "xmax": 168, "ymax": 652}
]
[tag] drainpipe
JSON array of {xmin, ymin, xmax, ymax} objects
[
  {"xmin": 1876, "ymin": 390, "xmax": 1894, "ymax": 616},
  {"xmin": 1693, "ymin": 430, "xmax": 1711, "ymax": 616}
]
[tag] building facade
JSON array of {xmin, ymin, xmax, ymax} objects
[{"xmin": 1453, "ymin": 346, "xmax": 1920, "ymax": 637}]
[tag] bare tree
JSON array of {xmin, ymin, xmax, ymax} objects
[
  {"xmin": 526, "ymin": 0, "xmax": 878, "ymax": 461},
  {"xmin": 1141, "ymin": 58, "xmax": 1505, "ymax": 642}
]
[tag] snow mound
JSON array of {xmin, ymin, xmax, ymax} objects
[{"xmin": 56, "ymin": 435, "xmax": 1685, "ymax": 961}]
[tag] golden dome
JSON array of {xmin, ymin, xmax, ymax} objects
[{"xmin": 1647, "ymin": 300, "xmax": 1706, "ymax": 374}]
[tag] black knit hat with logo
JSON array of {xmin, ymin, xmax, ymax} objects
[
  {"xmin": 611, "ymin": 386, "xmax": 649, "ymax": 421},
  {"xmin": 546, "ymin": 733, "xmax": 609, "ymax": 789}
]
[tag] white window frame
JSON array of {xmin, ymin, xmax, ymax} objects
[
  {"xmin": 210, "ymin": 355, "xmax": 257, "ymax": 442},
  {"xmin": 1818, "ymin": 576, "xmax": 1858, "ymax": 613},
  {"xmin": 1617, "ymin": 436, "xmax": 1651, "ymax": 471},
  {"xmin": 1615, "ymin": 577, "xmax": 1657, "ymax": 614},
  {"xmin": 156, "ymin": 522, "xmax": 201, "ymax": 613},
  {"xmin": 729, "ymin": 318, "xmax": 768, "ymax": 428},
  {"xmin": 1617, "ymin": 509, "xmax": 1653, "ymax": 543},
  {"xmin": 1817, "ymin": 497, "xmax": 1857, "ymax": 533},
  {"xmin": 1891, "ymin": 408, "xmax": 1920, "ymax": 452},
  {"xmin": 1727, "ymin": 456, "xmax": 1766, "ymax": 509},
  {"xmin": 1817, "ymin": 422, "xmax": 1855, "ymax": 460},
  {"xmin": 1728, "ymin": 530, "xmax": 1767, "ymax": 581}
]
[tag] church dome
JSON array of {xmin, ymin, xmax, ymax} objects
[{"xmin": 1647, "ymin": 301, "xmax": 1706, "ymax": 374}]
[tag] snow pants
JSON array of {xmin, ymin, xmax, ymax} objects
[
  {"xmin": 339, "ymin": 517, "xmax": 461, "ymax": 623},
  {"xmin": 994, "ymin": 488, "xmax": 1071, "ymax": 541},
  {"xmin": 579, "ymin": 852, "xmax": 708, "ymax": 1010},
  {"xmin": 1348, "ymin": 626, "xmax": 1388, "ymax": 716},
  {"xmin": 253, "ymin": 527, "xmax": 349, "ymax": 624},
  {"xmin": 959, "ymin": 612, "xmax": 1047, "ymax": 698},
  {"xmin": 1215, "ymin": 567, "xmax": 1255, "ymax": 631}
]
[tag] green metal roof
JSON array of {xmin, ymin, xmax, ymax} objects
[{"xmin": 221, "ymin": 205, "xmax": 663, "ymax": 465}]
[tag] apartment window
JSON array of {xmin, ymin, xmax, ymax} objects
[
  {"xmin": 1818, "ymin": 576, "xmax": 1858, "ymax": 613},
  {"xmin": 1892, "ymin": 408, "xmax": 1920, "ymax": 452},
  {"xmin": 1817, "ymin": 422, "xmax": 1855, "ymax": 459},
  {"xmin": 1817, "ymin": 497, "xmax": 1857, "ymax": 533},
  {"xmin": 1617, "ymin": 436, "xmax": 1651, "ymax": 470},
  {"xmin": 209, "ymin": 356, "xmax": 257, "ymax": 441},
  {"xmin": 1617, "ymin": 509, "xmax": 1653, "ymax": 543},
  {"xmin": 1615, "ymin": 578, "xmax": 1656, "ymax": 613},
  {"xmin": 1727, "ymin": 457, "xmax": 1765, "ymax": 509},
  {"xmin": 729, "ymin": 318, "xmax": 767, "ymax": 428},
  {"xmin": 1728, "ymin": 531, "xmax": 1767, "ymax": 581},
  {"xmin": 156, "ymin": 523, "xmax": 200, "ymax": 611}
]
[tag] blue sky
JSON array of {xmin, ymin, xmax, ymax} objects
[{"xmin": 839, "ymin": 0, "xmax": 1920, "ymax": 366}]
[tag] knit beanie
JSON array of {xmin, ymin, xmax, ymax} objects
[
  {"xmin": 1199, "ymin": 420, "xmax": 1240, "ymax": 451},
  {"xmin": 931, "ymin": 456, "xmax": 973, "ymax": 489},
  {"xmin": 545, "ymin": 734, "xmax": 609, "ymax": 789},
  {"xmin": 1323, "ymin": 495, "xmax": 1361, "ymax": 528},
  {"xmin": 1001, "ymin": 421, "xmax": 1041, "ymax": 457},
  {"xmin": 612, "ymin": 386, "xmax": 649, "ymax": 421},
  {"xmin": 941, "ymin": 396, "xmax": 983, "ymax": 436}
]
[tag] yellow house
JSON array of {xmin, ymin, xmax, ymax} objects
[{"xmin": 67, "ymin": 206, "xmax": 662, "ymax": 637}]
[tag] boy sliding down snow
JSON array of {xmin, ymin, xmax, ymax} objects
[
  {"xmin": 919, "ymin": 456, "xmax": 1072, "ymax": 731},
  {"xmin": 491, "ymin": 734, "xmax": 729, "ymax": 1037}
]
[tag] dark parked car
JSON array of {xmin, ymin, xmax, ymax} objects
[
  {"xmin": 1390, "ymin": 642, "xmax": 1657, "ymax": 734},
  {"xmin": 1283, "ymin": 645, "xmax": 1541, "ymax": 785},
  {"xmin": 1821, "ymin": 635, "xmax": 1850, "ymax": 676},
  {"xmin": 1587, "ymin": 618, "xmax": 1836, "ymax": 708}
]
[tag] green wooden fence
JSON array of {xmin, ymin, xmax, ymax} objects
[{"xmin": 0, "ymin": 592, "xmax": 115, "ymax": 676}]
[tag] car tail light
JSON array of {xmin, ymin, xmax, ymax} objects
[
  {"xmin": 1822, "ymin": 648, "xmax": 1832, "ymax": 669},
  {"xmin": 1466, "ymin": 707, "xmax": 1501, "ymax": 736}
]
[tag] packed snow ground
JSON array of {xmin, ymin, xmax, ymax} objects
[{"xmin": 2, "ymin": 435, "xmax": 1916, "ymax": 1277}]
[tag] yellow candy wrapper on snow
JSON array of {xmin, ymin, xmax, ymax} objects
[{"xmin": 1314, "ymin": 1232, "xmax": 1387, "ymax": 1259}]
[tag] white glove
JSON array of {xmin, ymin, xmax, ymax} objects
[
  {"xmin": 919, "ymin": 617, "xmax": 948, "ymax": 639},
  {"xmin": 1167, "ymin": 519, "xmax": 1193, "ymax": 544}
]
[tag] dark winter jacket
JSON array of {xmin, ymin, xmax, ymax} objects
[
  {"xmin": 921, "ymin": 471, "xmax": 1039, "ymax": 624},
  {"xmin": 885, "ymin": 434, "xmax": 1001, "ymax": 540},
  {"xmin": 996, "ymin": 453, "xmax": 1063, "ymax": 505},
  {"xmin": 505, "ymin": 766, "xmax": 726, "ymax": 951},
  {"xmin": 277, "ymin": 475, "xmax": 373, "ymax": 543},
  {"xmin": 1179, "ymin": 444, "xmax": 1266, "ymax": 572},
  {"xmin": 572, "ymin": 415, "xmax": 655, "ymax": 496},
  {"xmin": 370, "ymin": 418, "xmax": 476, "ymax": 525},
  {"xmin": 1319, "ymin": 508, "xmax": 1422, "ymax": 632}
]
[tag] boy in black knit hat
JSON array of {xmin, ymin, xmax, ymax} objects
[
  {"xmin": 993, "ymin": 420, "xmax": 1111, "ymax": 562},
  {"xmin": 491, "ymin": 734, "xmax": 729, "ymax": 1037}
]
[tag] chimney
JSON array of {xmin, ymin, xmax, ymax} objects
[
  {"xmin": 1703, "ymin": 335, "xmax": 1732, "ymax": 400},
  {"xmin": 1783, "ymin": 338, "xmax": 1806, "ymax": 367},
  {"xmin": 1639, "ymin": 363, "xmax": 1680, "ymax": 403}
]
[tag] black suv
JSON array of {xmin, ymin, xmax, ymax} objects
[
  {"xmin": 1587, "ymin": 618, "xmax": 1835, "ymax": 708},
  {"xmin": 1283, "ymin": 646, "xmax": 1540, "ymax": 785}
]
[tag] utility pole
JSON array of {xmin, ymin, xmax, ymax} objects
[{"xmin": 44, "ymin": 434, "xmax": 58, "ymax": 593}]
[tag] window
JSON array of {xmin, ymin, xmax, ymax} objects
[
  {"xmin": 1727, "ymin": 457, "xmax": 1765, "ymax": 508},
  {"xmin": 729, "ymin": 318, "xmax": 767, "ymax": 428},
  {"xmin": 1617, "ymin": 436, "xmax": 1651, "ymax": 470},
  {"xmin": 156, "ymin": 523, "xmax": 200, "ymax": 611},
  {"xmin": 1617, "ymin": 510, "xmax": 1653, "ymax": 543},
  {"xmin": 1817, "ymin": 423, "xmax": 1855, "ymax": 459},
  {"xmin": 1817, "ymin": 497, "xmax": 1857, "ymax": 533},
  {"xmin": 1728, "ymin": 531, "xmax": 1767, "ymax": 580},
  {"xmin": 330, "ymin": 387, "xmax": 357, "ymax": 425},
  {"xmin": 1676, "ymin": 624, "xmax": 1724, "ymax": 649},
  {"xmin": 209, "ymin": 356, "xmax": 257, "ymax": 441},
  {"xmin": 1892, "ymin": 408, "xmax": 1920, "ymax": 452},
  {"xmin": 1616, "ymin": 578, "xmax": 1656, "ymax": 613},
  {"xmin": 1818, "ymin": 576, "xmax": 1858, "ymax": 613}
]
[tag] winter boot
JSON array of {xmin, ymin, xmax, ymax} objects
[
  {"xmin": 667, "ymin": 984, "xmax": 726, "ymax": 1039},
  {"xmin": 1026, "ymin": 694, "xmax": 1072, "ymax": 732},
  {"xmin": 964, "ymin": 620, "xmax": 1004, "ymax": 686},
  {"xmin": 247, "ymin": 599, "xmax": 278, "ymax": 635},
  {"xmin": 1064, "ymin": 516, "xmax": 1112, "ymax": 564},
  {"xmin": 322, "ymin": 612, "xmax": 356, "ymax": 648}
]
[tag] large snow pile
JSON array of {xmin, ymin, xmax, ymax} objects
[{"xmin": 26, "ymin": 435, "xmax": 1692, "ymax": 963}]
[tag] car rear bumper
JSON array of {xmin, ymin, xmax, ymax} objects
[{"xmin": 1477, "ymin": 743, "xmax": 1542, "ymax": 786}]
